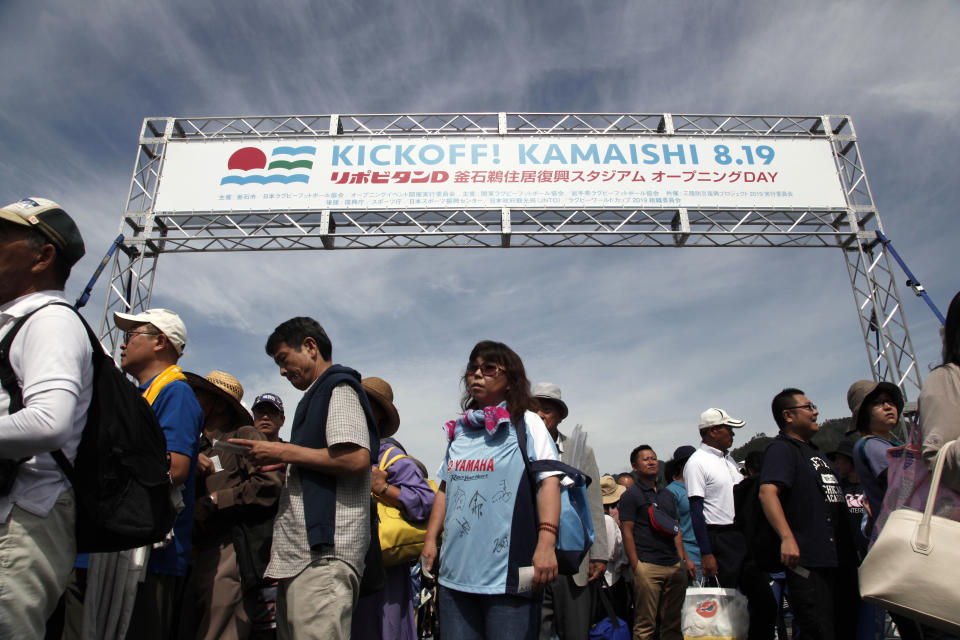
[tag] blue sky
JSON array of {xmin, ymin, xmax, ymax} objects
[{"xmin": 2, "ymin": 1, "xmax": 957, "ymax": 473}]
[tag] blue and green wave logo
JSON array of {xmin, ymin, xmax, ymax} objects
[{"xmin": 220, "ymin": 146, "xmax": 316, "ymax": 185}]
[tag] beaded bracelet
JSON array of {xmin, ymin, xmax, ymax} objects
[{"xmin": 538, "ymin": 522, "xmax": 559, "ymax": 535}]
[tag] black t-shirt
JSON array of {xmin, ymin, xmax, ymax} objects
[
  {"xmin": 619, "ymin": 482, "xmax": 680, "ymax": 567},
  {"xmin": 759, "ymin": 434, "xmax": 849, "ymax": 568},
  {"xmin": 841, "ymin": 477, "xmax": 868, "ymax": 561}
]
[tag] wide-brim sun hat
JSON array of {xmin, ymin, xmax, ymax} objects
[
  {"xmin": 362, "ymin": 377, "xmax": 400, "ymax": 438},
  {"xmin": 185, "ymin": 370, "xmax": 251, "ymax": 426},
  {"xmin": 846, "ymin": 379, "xmax": 903, "ymax": 435},
  {"xmin": 600, "ymin": 474, "xmax": 627, "ymax": 505}
]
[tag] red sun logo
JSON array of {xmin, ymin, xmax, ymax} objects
[{"xmin": 227, "ymin": 147, "xmax": 267, "ymax": 171}]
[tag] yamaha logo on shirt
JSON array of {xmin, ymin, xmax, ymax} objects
[{"xmin": 447, "ymin": 458, "xmax": 495, "ymax": 472}]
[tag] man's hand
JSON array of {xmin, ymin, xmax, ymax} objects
[
  {"xmin": 685, "ymin": 556, "xmax": 697, "ymax": 580},
  {"xmin": 230, "ymin": 438, "xmax": 290, "ymax": 467},
  {"xmin": 588, "ymin": 561, "xmax": 607, "ymax": 583},
  {"xmin": 780, "ymin": 537, "xmax": 800, "ymax": 568},
  {"xmin": 701, "ymin": 553, "xmax": 719, "ymax": 578},
  {"xmin": 196, "ymin": 453, "xmax": 215, "ymax": 476}
]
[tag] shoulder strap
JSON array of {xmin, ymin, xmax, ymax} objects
[
  {"xmin": 142, "ymin": 365, "xmax": 187, "ymax": 405},
  {"xmin": 0, "ymin": 302, "xmax": 95, "ymax": 482},
  {"xmin": 0, "ymin": 303, "xmax": 76, "ymax": 412},
  {"xmin": 515, "ymin": 414, "xmax": 586, "ymax": 483},
  {"xmin": 853, "ymin": 437, "xmax": 869, "ymax": 462},
  {"xmin": 0, "ymin": 312, "xmax": 36, "ymax": 414},
  {"xmin": 379, "ymin": 446, "xmax": 408, "ymax": 471}
]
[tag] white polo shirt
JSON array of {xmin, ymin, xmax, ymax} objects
[
  {"xmin": 683, "ymin": 442, "xmax": 743, "ymax": 525},
  {"xmin": 0, "ymin": 291, "xmax": 93, "ymax": 522}
]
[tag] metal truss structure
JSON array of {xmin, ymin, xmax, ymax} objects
[{"xmin": 100, "ymin": 112, "xmax": 923, "ymax": 398}]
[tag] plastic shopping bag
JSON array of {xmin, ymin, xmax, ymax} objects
[
  {"xmin": 871, "ymin": 417, "xmax": 960, "ymax": 545},
  {"xmin": 681, "ymin": 584, "xmax": 749, "ymax": 640}
]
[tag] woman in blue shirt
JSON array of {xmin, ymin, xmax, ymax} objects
[{"xmin": 421, "ymin": 340, "xmax": 561, "ymax": 639}]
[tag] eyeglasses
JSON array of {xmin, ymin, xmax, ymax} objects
[
  {"xmin": 465, "ymin": 362, "xmax": 504, "ymax": 378},
  {"xmin": 870, "ymin": 398, "xmax": 897, "ymax": 408},
  {"xmin": 786, "ymin": 403, "xmax": 818, "ymax": 412},
  {"xmin": 123, "ymin": 330, "xmax": 160, "ymax": 342}
]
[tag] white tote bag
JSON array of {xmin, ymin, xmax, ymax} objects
[
  {"xmin": 681, "ymin": 581, "xmax": 749, "ymax": 640},
  {"xmin": 859, "ymin": 440, "xmax": 960, "ymax": 635}
]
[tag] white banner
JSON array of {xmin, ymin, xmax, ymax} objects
[{"xmin": 153, "ymin": 135, "xmax": 847, "ymax": 212}]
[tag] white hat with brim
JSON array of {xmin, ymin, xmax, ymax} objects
[
  {"xmin": 699, "ymin": 407, "xmax": 746, "ymax": 430},
  {"xmin": 114, "ymin": 308, "xmax": 187, "ymax": 356}
]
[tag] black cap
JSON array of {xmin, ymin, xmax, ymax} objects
[{"xmin": 672, "ymin": 445, "xmax": 697, "ymax": 463}]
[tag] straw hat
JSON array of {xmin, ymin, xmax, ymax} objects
[
  {"xmin": 362, "ymin": 377, "xmax": 400, "ymax": 438},
  {"xmin": 600, "ymin": 474, "xmax": 626, "ymax": 505},
  {"xmin": 185, "ymin": 370, "xmax": 251, "ymax": 425}
]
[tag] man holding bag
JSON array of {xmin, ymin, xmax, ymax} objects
[{"xmin": 619, "ymin": 445, "xmax": 693, "ymax": 640}]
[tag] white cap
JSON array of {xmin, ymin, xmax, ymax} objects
[
  {"xmin": 698, "ymin": 407, "xmax": 746, "ymax": 430},
  {"xmin": 113, "ymin": 308, "xmax": 187, "ymax": 356}
]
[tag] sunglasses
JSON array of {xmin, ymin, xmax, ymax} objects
[{"xmin": 465, "ymin": 362, "xmax": 505, "ymax": 378}]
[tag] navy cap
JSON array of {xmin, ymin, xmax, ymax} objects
[
  {"xmin": 252, "ymin": 392, "xmax": 284, "ymax": 413},
  {"xmin": 672, "ymin": 445, "xmax": 697, "ymax": 463}
]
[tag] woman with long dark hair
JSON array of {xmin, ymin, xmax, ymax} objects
[
  {"xmin": 421, "ymin": 340, "xmax": 561, "ymax": 639},
  {"xmin": 921, "ymin": 290, "xmax": 960, "ymax": 491}
]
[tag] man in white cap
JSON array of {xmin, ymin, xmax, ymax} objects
[
  {"xmin": 0, "ymin": 197, "xmax": 91, "ymax": 638},
  {"xmin": 533, "ymin": 382, "xmax": 608, "ymax": 640},
  {"xmin": 113, "ymin": 307, "xmax": 203, "ymax": 640},
  {"xmin": 684, "ymin": 408, "xmax": 775, "ymax": 640}
]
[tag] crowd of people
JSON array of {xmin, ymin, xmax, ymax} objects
[{"xmin": 1, "ymin": 195, "xmax": 959, "ymax": 640}]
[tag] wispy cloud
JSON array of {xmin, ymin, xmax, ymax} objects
[{"xmin": 1, "ymin": 0, "xmax": 954, "ymax": 474}]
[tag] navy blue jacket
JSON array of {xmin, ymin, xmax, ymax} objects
[{"xmin": 289, "ymin": 364, "xmax": 379, "ymax": 550}]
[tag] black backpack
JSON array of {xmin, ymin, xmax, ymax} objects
[
  {"xmin": 733, "ymin": 475, "xmax": 781, "ymax": 572},
  {"xmin": 0, "ymin": 303, "xmax": 177, "ymax": 552}
]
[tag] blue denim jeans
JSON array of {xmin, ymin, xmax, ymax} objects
[{"xmin": 439, "ymin": 585, "xmax": 540, "ymax": 640}]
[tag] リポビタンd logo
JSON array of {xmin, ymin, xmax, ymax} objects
[
  {"xmin": 696, "ymin": 600, "xmax": 718, "ymax": 618},
  {"xmin": 220, "ymin": 146, "xmax": 316, "ymax": 185}
]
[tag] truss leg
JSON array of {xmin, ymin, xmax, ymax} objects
[
  {"xmin": 96, "ymin": 120, "xmax": 170, "ymax": 358},
  {"xmin": 96, "ymin": 235, "xmax": 162, "ymax": 359},
  {"xmin": 842, "ymin": 235, "xmax": 923, "ymax": 401}
]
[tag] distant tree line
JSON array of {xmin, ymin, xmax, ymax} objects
[{"xmin": 730, "ymin": 417, "xmax": 852, "ymax": 461}]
